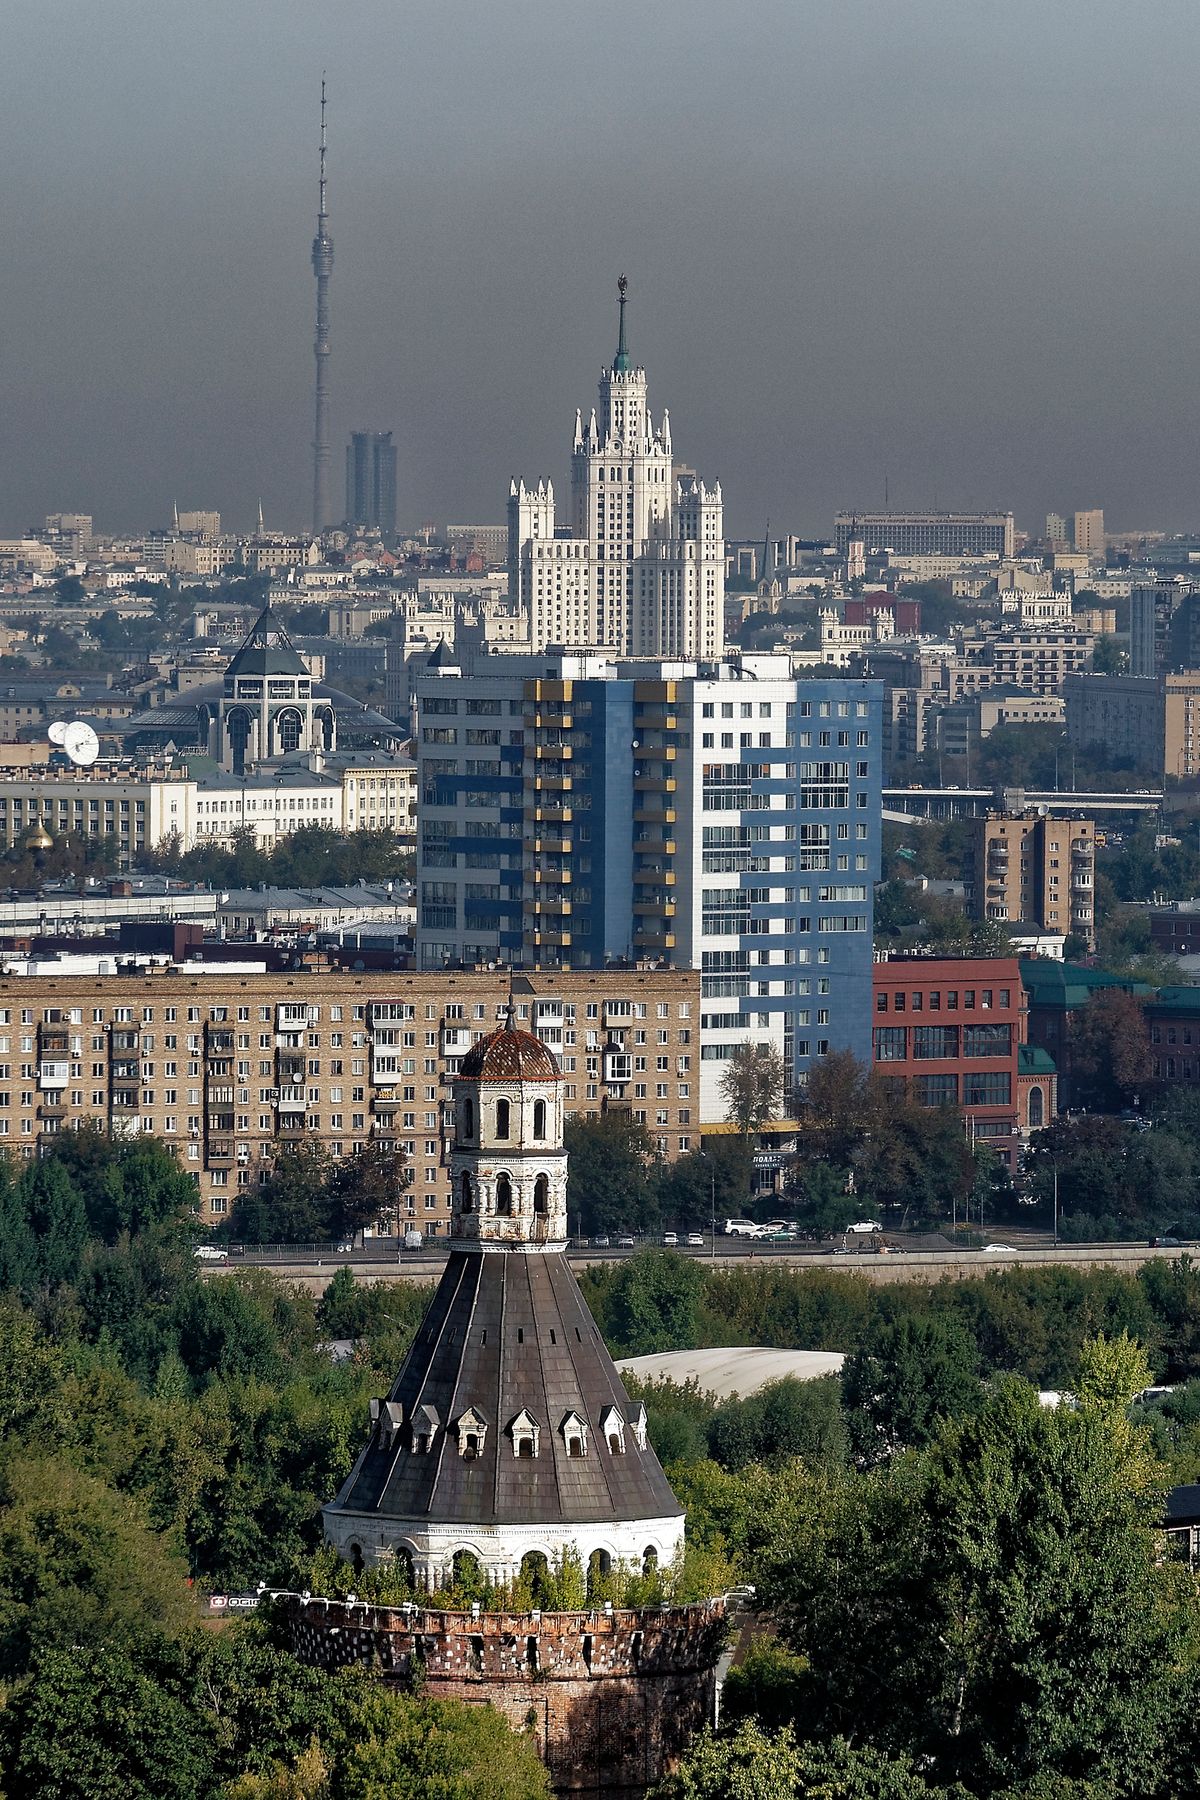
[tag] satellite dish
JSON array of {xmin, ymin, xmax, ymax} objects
[
  {"xmin": 62, "ymin": 721, "xmax": 99, "ymax": 767},
  {"xmin": 47, "ymin": 721, "xmax": 68, "ymax": 746}
]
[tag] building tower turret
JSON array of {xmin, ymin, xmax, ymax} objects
[{"xmin": 322, "ymin": 1010, "xmax": 685, "ymax": 1590}]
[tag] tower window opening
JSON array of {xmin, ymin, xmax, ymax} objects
[
  {"xmin": 462, "ymin": 1097, "xmax": 474, "ymax": 1138},
  {"xmin": 533, "ymin": 1098, "xmax": 546, "ymax": 1139},
  {"xmin": 567, "ymin": 1435, "xmax": 584, "ymax": 1458},
  {"xmin": 534, "ymin": 1172, "xmax": 550, "ymax": 1216},
  {"xmin": 496, "ymin": 1172, "xmax": 513, "ymax": 1216},
  {"xmin": 461, "ymin": 1171, "xmax": 474, "ymax": 1213},
  {"xmin": 464, "ymin": 1433, "xmax": 480, "ymax": 1459},
  {"xmin": 495, "ymin": 1098, "xmax": 510, "ymax": 1140}
]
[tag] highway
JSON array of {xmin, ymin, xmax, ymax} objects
[{"xmin": 201, "ymin": 1236, "xmax": 1199, "ymax": 1290}]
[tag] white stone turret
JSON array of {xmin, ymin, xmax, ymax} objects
[{"xmin": 449, "ymin": 1007, "xmax": 568, "ymax": 1251}]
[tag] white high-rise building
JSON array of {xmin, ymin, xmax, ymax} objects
[{"xmin": 508, "ymin": 278, "xmax": 725, "ymax": 660}]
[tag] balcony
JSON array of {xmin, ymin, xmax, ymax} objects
[
  {"xmin": 206, "ymin": 1141, "xmax": 236, "ymax": 1167},
  {"xmin": 372, "ymin": 1057, "xmax": 401, "ymax": 1085},
  {"xmin": 38, "ymin": 1032, "xmax": 69, "ymax": 1056},
  {"xmin": 111, "ymin": 1060, "xmax": 139, "ymax": 1083},
  {"xmin": 207, "ymin": 1030, "xmax": 235, "ymax": 1053},
  {"xmin": 207, "ymin": 1112, "xmax": 235, "ymax": 1134},
  {"xmin": 277, "ymin": 1056, "xmax": 306, "ymax": 1084},
  {"xmin": 38, "ymin": 1061, "xmax": 69, "ymax": 1090},
  {"xmin": 276, "ymin": 1087, "xmax": 307, "ymax": 1112},
  {"xmin": 37, "ymin": 1098, "xmax": 67, "ymax": 1120},
  {"xmin": 111, "ymin": 1031, "xmax": 140, "ymax": 1053}
]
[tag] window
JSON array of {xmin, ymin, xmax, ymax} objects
[
  {"xmin": 495, "ymin": 1097, "xmax": 510, "ymax": 1140},
  {"xmin": 963, "ymin": 1023, "xmax": 1011, "ymax": 1058},
  {"xmin": 534, "ymin": 1173, "xmax": 550, "ymax": 1216},
  {"xmin": 873, "ymin": 1027, "xmax": 906, "ymax": 1062},
  {"xmin": 915, "ymin": 1074, "xmax": 958, "ymax": 1106},
  {"xmin": 496, "ymin": 1172, "xmax": 513, "ymax": 1216},
  {"xmin": 911, "ymin": 1026, "xmax": 958, "ymax": 1060},
  {"xmin": 533, "ymin": 1098, "xmax": 546, "ymax": 1140},
  {"xmin": 963, "ymin": 1071, "xmax": 1012, "ymax": 1106}
]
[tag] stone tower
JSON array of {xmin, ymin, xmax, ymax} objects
[
  {"xmin": 323, "ymin": 1006, "xmax": 685, "ymax": 1586},
  {"xmin": 300, "ymin": 1013, "xmax": 725, "ymax": 1796}
]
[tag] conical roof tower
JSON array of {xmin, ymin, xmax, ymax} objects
[{"xmin": 323, "ymin": 1010, "xmax": 684, "ymax": 1590}]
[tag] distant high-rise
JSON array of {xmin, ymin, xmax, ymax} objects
[
  {"xmin": 833, "ymin": 511, "xmax": 1015, "ymax": 559},
  {"xmin": 345, "ymin": 431, "xmax": 397, "ymax": 535},
  {"xmin": 1045, "ymin": 511, "xmax": 1068, "ymax": 545},
  {"xmin": 1072, "ymin": 509, "xmax": 1104, "ymax": 562},
  {"xmin": 311, "ymin": 81, "xmax": 334, "ymax": 536},
  {"xmin": 507, "ymin": 277, "xmax": 725, "ymax": 659}
]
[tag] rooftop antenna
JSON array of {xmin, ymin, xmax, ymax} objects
[{"xmin": 311, "ymin": 76, "xmax": 334, "ymax": 535}]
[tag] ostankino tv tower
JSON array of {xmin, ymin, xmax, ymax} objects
[{"xmin": 311, "ymin": 79, "xmax": 334, "ymax": 535}]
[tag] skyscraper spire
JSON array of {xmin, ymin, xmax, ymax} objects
[
  {"xmin": 311, "ymin": 77, "xmax": 334, "ymax": 535},
  {"xmin": 613, "ymin": 272, "xmax": 631, "ymax": 373}
]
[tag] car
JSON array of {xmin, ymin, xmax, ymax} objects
[
  {"xmin": 846, "ymin": 1220, "xmax": 883, "ymax": 1235},
  {"xmin": 662, "ymin": 1231, "xmax": 678, "ymax": 1247},
  {"xmin": 686, "ymin": 1233, "xmax": 705, "ymax": 1248},
  {"xmin": 616, "ymin": 1234, "xmax": 636, "ymax": 1248},
  {"xmin": 336, "ymin": 1239, "xmax": 354, "ymax": 1254},
  {"xmin": 402, "ymin": 1228, "xmax": 424, "ymax": 1251},
  {"xmin": 592, "ymin": 1233, "xmax": 610, "ymax": 1247},
  {"xmin": 982, "ymin": 1243, "xmax": 1018, "ymax": 1253},
  {"xmin": 827, "ymin": 1245, "xmax": 853, "ymax": 1255},
  {"xmin": 193, "ymin": 1245, "xmax": 228, "ymax": 1262},
  {"xmin": 1149, "ymin": 1235, "xmax": 1182, "ymax": 1248},
  {"xmin": 724, "ymin": 1218, "xmax": 761, "ymax": 1237}
]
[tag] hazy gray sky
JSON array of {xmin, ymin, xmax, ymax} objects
[{"xmin": 5, "ymin": 0, "xmax": 1200, "ymax": 540}]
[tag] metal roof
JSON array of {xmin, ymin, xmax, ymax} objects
[{"xmin": 330, "ymin": 1249, "xmax": 681, "ymax": 1530}]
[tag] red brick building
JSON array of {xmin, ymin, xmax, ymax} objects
[{"xmin": 872, "ymin": 956, "xmax": 1049, "ymax": 1166}]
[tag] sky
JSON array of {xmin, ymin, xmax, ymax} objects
[{"xmin": 5, "ymin": 0, "xmax": 1200, "ymax": 542}]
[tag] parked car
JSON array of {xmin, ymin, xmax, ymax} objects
[
  {"xmin": 846, "ymin": 1220, "xmax": 883, "ymax": 1235},
  {"xmin": 686, "ymin": 1233, "xmax": 705, "ymax": 1248},
  {"xmin": 616, "ymin": 1234, "xmax": 636, "ymax": 1248},
  {"xmin": 982, "ymin": 1243, "xmax": 1018, "ymax": 1254},
  {"xmin": 336, "ymin": 1238, "xmax": 354, "ymax": 1254},
  {"xmin": 402, "ymin": 1228, "xmax": 424, "ymax": 1251},
  {"xmin": 662, "ymin": 1231, "xmax": 678, "ymax": 1247},
  {"xmin": 592, "ymin": 1234, "xmax": 610, "ymax": 1247},
  {"xmin": 724, "ymin": 1218, "xmax": 762, "ymax": 1237},
  {"xmin": 1150, "ymin": 1235, "xmax": 1182, "ymax": 1248},
  {"xmin": 193, "ymin": 1245, "xmax": 228, "ymax": 1262}
]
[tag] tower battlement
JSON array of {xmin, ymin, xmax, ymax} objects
[{"xmin": 286, "ymin": 1594, "xmax": 727, "ymax": 1798}]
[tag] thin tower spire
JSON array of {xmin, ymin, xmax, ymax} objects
[
  {"xmin": 613, "ymin": 272, "xmax": 631, "ymax": 372},
  {"xmin": 311, "ymin": 77, "xmax": 334, "ymax": 536}
]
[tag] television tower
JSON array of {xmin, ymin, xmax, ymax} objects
[{"xmin": 311, "ymin": 78, "xmax": 334, "ymax": 536}]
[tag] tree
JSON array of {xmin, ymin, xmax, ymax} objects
[
  {"xmin": 53, "ymin": 574, "xmax": 86, "ymax": 606},
  {"xmin": 0, "ymin": 1455, "xmax": 195, "ymax": 1677},
  {"xmin": 719, "ymin": 1041, "xmax": 785, "ymax": 1137},
  {"xmin": 797, "ymin": 1050, "xmax": 877, "ymax": 1166},
  {"xmin": 18, "ymin": 1157, "xmax": 88, "ymax": 1288},
  {"xmin": 841, "ymin": 1315, "xmax": 981, "ymax": 1462},
  {"xmin": 658, "ymin": 1138, "xmax": 752, "ymax": 1231},
  {"xmin": 751, "ymin": 1378, "xmax": 1192, "ymax": 1795},
  {"xmin": 562, "ymin": 1112, "xmax": 660, "ymax": 1236},
  {"xmin": 786, "ymin": 1162, "xmax": 861, "ymax": 1239},
  {"xmin": 229, "ymin": 1144, "xmax": 339, "ymax": 1243},
  {"xmin": 0, "ymin": 1157, "xmax": 36, "ymax": 1291},
  {"xmin": 650, "ymin": 1722, "xmax": 953, "ymax": 1800},
  {"xmin": 600, "ymin": 1250, "xmax": 707, "ymax": 1356},
  {"xmin": 329, "ymin": 1139, "xmax": 410, "ymax": 1238},
  {"xmin": 327, "ymin": 1688, "xmax": 551, "ymax": 1800},
  {"xmin": 1068, "ymin": 990, "xmax": 1153, "ymax": 1112},
  {"xmin": 708, "ymin": 1376, "xmax": 847, "ymax": 1472},
  {"xmin": 0, "ymin": 1642, "xmax": 215, "ymax": 1800}
]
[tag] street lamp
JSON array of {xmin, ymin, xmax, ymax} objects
[{"xmin": 697, "ymin": 1150, "xmax": 717, "ymax": 1262}]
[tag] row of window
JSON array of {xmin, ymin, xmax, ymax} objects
[
  {"xmin": 875, "ymin": 987, "xmax": 1012, "ymax": 1014},
  {"xmin": 873, "ymin": 1024, "xmax": 1013, "ymax": 1062}
]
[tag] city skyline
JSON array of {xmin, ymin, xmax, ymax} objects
[{"xmin": 5, "ymin": 0, "xmax": 1200, "ymax": 540}]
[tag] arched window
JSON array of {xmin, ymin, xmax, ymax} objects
[
  {"xmin": 276, "ymin": 708, "xmax": 303, "ymax": 754},
  {"xmin": 533, "ymin": 1098, "xmax": 546, "ymax": 1140},
  {"xmin": 642, "ymin": 1545, "xmax": 658, "ymax": 1576},
  {"xmin": 349, "ymin": 1541, "xmax": 364, "ymax": 1575},
  {"xmin": 496, "ymin": 1098, "xmax": 510, "ymax": 1140},
  {"xmin": 452, "ymin": 1550, "xmax": 483, "ymax": 1599},
  {"xmin": 394, "ymin": 1546, "xmax": 415, "ymax": 1589},
  {"xmin": 1028, "ymin": 1085, "xmax": 1044, "ymax": 1128},
  {"xmin": 496, "ymin": 1172, "xmax": 513, "ymax": 1216},
  {"xmin": 226, "ymin": 708, "xmax": 252, "ymax": 776},
  {"xmin": 460, "ymin": 1171, "xmax": 474, "ymax": 1214},
  {"xmin": 534, "ymin": 1173, "xmax": 550, "ymax": 1216},
  {"xmin": 462, "ymin": 1097, "xmax": 474, "ymax": 1140}
]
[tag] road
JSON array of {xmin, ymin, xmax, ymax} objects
[{"xmin": 202, "ymin": 1236, "xmax": 1199, "ymax": 1290}]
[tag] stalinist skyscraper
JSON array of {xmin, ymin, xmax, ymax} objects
[{"xmin": 508, "ymin": 278, "xmax": 725, "ymax": 659}]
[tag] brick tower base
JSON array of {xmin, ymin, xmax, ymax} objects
[{"xmin": 286, "ymin": 1595, "xmax": 728, "ymax": 1797}]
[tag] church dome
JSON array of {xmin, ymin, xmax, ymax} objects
[{"xmin": 459, "ymin": 1021, "xmax": 560, "ymax": 1083}]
